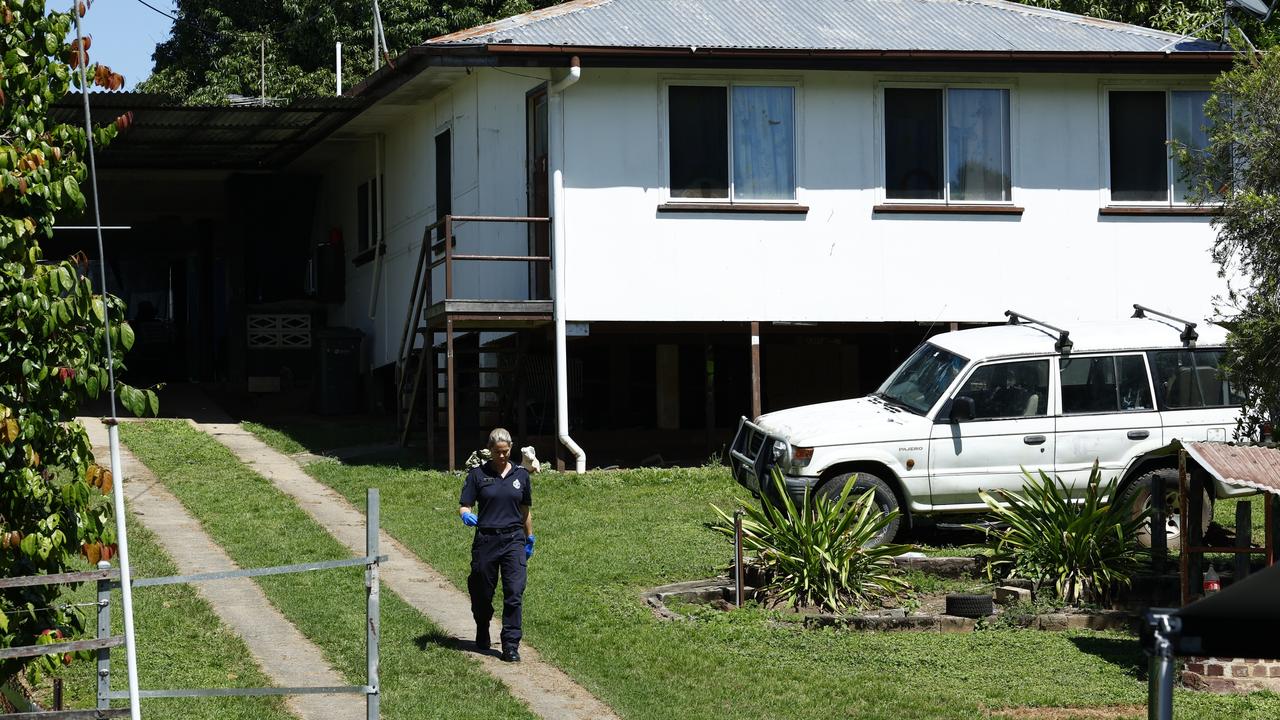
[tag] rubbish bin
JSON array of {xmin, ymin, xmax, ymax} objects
[{"xmin": 316, "ymin": 327, "xmax": 364, "ymax": 415}]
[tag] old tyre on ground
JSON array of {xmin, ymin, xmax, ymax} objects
[
  {"xmin": 1118, "ymin": 468, "xmax": 1212, "ymax": 552},
  {"xmin": 945, "ymin": 593, "xmax": 994, "ymax": 618},
  {"xmin": 817, "ymin": 471, "xmax": 902, "ymax": 548}
]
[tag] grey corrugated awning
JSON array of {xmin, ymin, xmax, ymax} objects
[
  {"xmin": 50, "ymin": 92, "xmax": 368, "ymax": 170},
  {"xmin": 1181, "ymin": 441, "xmax": 1280, "ymax": 497}
]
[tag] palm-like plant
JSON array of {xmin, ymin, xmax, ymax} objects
[
  {"xmin": 976, "ymin": 463, "xmax": 1149, "ymax": 606},
  {"xmin": 714, "ymin": 469, "xmax": 910, "ymax": 612}
]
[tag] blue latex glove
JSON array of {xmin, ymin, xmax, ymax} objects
[
  {"xmin": 461, "ymin": 511, "xmax": 478, "ymax": 527},
  {"xmin": 525, "ymin": 534, "xmax": 535, "ymax": 559}
]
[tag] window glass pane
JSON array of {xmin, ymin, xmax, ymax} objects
[
  {"xmin": 669, "ymin": 86, "xmax": 728, "ymax": 199},
  {"xmin": 1109, "ymin": 91, "xmax": 1168, "ymax": 202},
  {"xmin": 1150, "ymin": 350, "xmax": 1235, "ymax": 409},
  {"xmin": 948, "ymin": 89, "xmax": 1011, "ymax": 202},
  {"xmin": 1060, "ymin": 356, "xmax": 1119, "ymax": 414},
  {"xmin": 885, "ymin": 88, "xmax": 943, "ymax": 200},
  {"xmin": 956, "ymin": 360, "xmax": 1049, "ymax": 419},
  {"xmin": 1116, "ymin": 355, "xmax": 1153, "ymax": 410},
  {"xmin": 1171, "ymin": 90, "xmax": 1211, "ymax": 202},
  {"xmin": 732, "ymin": 86, "xmax": 795, "ymax": 201}
]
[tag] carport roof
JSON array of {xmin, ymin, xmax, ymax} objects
[{"xmin": 50, "ymin": 92, "xmax": 368, "ymax": 170}]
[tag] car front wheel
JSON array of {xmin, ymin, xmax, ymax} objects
[{"xmin": 817, "ymin": 471, "xmax": 902, "ymax": 548}]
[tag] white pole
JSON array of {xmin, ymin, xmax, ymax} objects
[
  {"xmin": 336, "ymin": 42, "xmax": 343, "ymax": 95},
  {"xmin": 72, "ymin": 11, "xmax": 142, "ymax": 720},
  {"xmin": 260, "ymin": 36, "xmax": 266, "ymax": 106}
]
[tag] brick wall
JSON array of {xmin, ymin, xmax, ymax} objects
[{"xmin": 1183, "ymin": 657, "xmax": 1280, "ymax": 693}]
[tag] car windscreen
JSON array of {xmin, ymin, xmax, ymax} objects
[{"xmin": 875, "ymin": 343, "xmax": 968, "ymax": 415}]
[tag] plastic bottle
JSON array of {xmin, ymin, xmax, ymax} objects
[{"xmin": 1203, "ymin": 565, "xmax": 1221, "ymax": 594}]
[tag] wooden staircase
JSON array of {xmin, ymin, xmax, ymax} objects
[{"xmin": 395, "ymin": 214, "xmax": 553, "ymax": 469}]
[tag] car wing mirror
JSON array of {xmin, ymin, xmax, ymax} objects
[{"xmin": 949, "ymin": 396, "xmax": 976, "ymax": 422}]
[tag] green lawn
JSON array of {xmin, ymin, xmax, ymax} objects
[
  {"xmin": 120, "ymin": 421, "xmax": 536, "ymax": 720},
  {"xmin": 32, "ymin": 515, "xmax": 292, "ymax": 719},
  {"xmin": 245, "ymin": 424, "xmax": 1280, "ymax": 720}
]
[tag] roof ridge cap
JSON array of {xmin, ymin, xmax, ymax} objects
[
  {"xmin": 958, "ymin": 0, "xmax": 1195, "ymax": 43},
  {"xmin": 426, "ymin": 0, "xmax": 614, "ymax": 45}
]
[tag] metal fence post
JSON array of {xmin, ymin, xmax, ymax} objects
[
  {"xmin": 734, "ymin": 509, "xmax": 744, "ymax": 608},
  {"xmin": 97, "ymin": 560, "xmax": 112, "ymax": 712},
  {"xmin": 366, "ymin": 488, "xmax": 380, "ymax": 720}
]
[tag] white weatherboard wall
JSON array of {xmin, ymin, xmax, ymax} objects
[
  {"xmin": 557, "ymin": 69, "xmax": 1228, "ymax": 326},
  {"xmin": 305, "ymin": 69, "xmax": 544, "ymax": 368}
]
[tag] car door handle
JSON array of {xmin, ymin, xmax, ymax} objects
[
  {"xmin": 1023, "ymin": 435, "xmax": 1046, "ymax": 445},
  {"xmin": 1127, "ymin": 430, "xmax": 1150, "ymax": 440}
]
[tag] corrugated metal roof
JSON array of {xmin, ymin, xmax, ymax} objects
[
  {"xmin": 427, "ymin": 0, "xmax": 1223, "ymax": 53},
  {"xmin": 49, "ymin": 92, "xmax": 367, "ymax": 170},
  {"xmin": 1184, "ymin": 442, "xmax": 1280, "ymax": 496}
]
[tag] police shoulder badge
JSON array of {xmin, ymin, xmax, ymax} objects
[{"xmin": 513, "ymin": 479, "xmax": 521, "ymax": 490}]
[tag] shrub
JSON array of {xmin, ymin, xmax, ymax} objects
[
  {"xmin": 713, "ymin": 469, "xmax": 910, "ymax": 612},
  {"xmin": 0, "ymin": 1, "xmax": 154, "ymax": 684},
  {"xmin": 974, "ymin": 464, "xmax": 1148, "ymax": 606}
]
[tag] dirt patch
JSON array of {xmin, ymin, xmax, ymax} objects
[{"xmin": 986, "ymin": 705, "xmax": 1145, "ymax": 719}]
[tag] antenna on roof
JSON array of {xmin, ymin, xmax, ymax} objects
[
  {"xmin": 1004, "ymin": 310, "xmax": 1073, "ymax": 353},
  {"xmin": 1158, "ymin": 0, "xmax": 1276, "ymax": 52},
  {"xmin": 1131, "ymin": 304, "xmax": 1199, "ymax": 347}
]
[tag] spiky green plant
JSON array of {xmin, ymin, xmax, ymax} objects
[
  {"xmin": 975, "ymin": 463, "xmax": 1149, "ymax": 606},
  {"xmin": 713, "ymin": 469, "xmax": 910, "ymax": 612}
]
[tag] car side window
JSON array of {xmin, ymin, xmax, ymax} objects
[
  {"xmin": 1060, "ymin": 355, "xmax": 1152, "ymax": 414},
  {"xmin": 1149, "ymin": 349, "xmax": 1245, "ymax": 409},
  {"xmin": 954, "ymin": 360, "xmax": 1049, "ymax": 420}
]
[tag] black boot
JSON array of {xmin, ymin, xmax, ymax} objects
[
  {"xmin": 475, "ymin": 626, "xmax": 490, "ymax": 651},
  {"xmin": 501, "ymin": 645, "xmax": 521, "ymax": 662}
]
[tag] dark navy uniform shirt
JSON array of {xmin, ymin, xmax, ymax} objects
[{"xmin": 459, "ymin": 462, "xmax": 532, "ymax": 529}]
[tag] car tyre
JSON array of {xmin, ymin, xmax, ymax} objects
[
  {"xmin": 817, "ymin": 471, "xmax": 902, "ymax": 547},
  {"xmin": 1119, "ymin": 468, "xmax": 1212, "ymax": 552},
  {"xmin": 945, "ymin": 593, "xmax": 994, "ymax": 618}
]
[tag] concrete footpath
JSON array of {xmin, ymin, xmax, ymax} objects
[
  {"xmin": 82, "ymin": 419, "xmax": 359, "ymax": 720},
  {"xmin": 194, "ymin": 421, "xmax": 621, "ymax": 720}
]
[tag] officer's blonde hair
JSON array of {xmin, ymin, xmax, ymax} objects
[{"xmin": 487, "ymin": 427, "xmax": 512, "ymax": 450}]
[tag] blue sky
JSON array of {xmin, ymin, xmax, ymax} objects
[{"xmin": 79, "ymin": 0, "xmax": 176, "ymax": 90}]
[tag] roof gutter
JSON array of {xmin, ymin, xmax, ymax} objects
[{"xmin": 549, "ymin": 56, "xmax": 586, "ymax": 473}]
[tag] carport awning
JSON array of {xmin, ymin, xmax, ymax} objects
[{"xmin": 50, "ymin": 92, "xmax": 368, "ymax": 170}]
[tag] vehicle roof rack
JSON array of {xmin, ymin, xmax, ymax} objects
[
  {"xmin": 1004, "ymin": 310, "xmax": 1073, "ymax": 353},
  {"xmin": 1131, "ymin": 304, "xmax": 1198, "ymax": 347}
]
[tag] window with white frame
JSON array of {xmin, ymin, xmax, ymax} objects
[
  {"xmin": 883, "ymin": 86, "xmax": 1012, "ymax": 203},
  {"xmin": 666, "ymin": 82, "xmax": 796, "ymax": 202},
  {"xmin": 1107, "ymin": 89, "xmax": 1211, "ymax": 204}
]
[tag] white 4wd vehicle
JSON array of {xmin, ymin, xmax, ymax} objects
[{"xmin": 730, "ymin": 309, "xmax": 1248, "ymax": 547}]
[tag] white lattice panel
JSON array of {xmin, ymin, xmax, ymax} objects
[{"xmin": 247, "ymin": 314, "xmax": 312, "ymax": 349}]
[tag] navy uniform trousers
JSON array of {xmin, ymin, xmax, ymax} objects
[{"xmin": 468, "ymin": 527, "xmax": 527, "ymax": 648}]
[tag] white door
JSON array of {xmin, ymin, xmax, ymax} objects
[
  {"xmin": 1055, "ymin": 353, "xmax": 1164, "ymax": 492},
  {"xmin": 928, "ymin": 359, "xmax": 1054, "ymax": 508}
]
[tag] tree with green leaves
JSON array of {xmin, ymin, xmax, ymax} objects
[
  {"xmin": 1018, "ymin": 1, "xmax": 1278, "ymax": 48},
  {"xmin": 138, "ymin": 0, "xmax": 558, "ymax": 104},
  {"xmin": 1181, "ymin": 51, "xmax": 1280, "ymax": 439},
  {"xmin": 1, "ymin": 0, "xmax": 157, "ymax": 683}
]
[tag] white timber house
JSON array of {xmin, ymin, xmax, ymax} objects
[{"xmin": 282, "ymin": 0, "xmax": 1238, "ymax": 469}]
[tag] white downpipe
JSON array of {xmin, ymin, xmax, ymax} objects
[
  {"xmin": 336, "ymin": 42, "xmax": 343, "ymax": 95},
  {"xmin": 549, "ymin": 58, "xmax": 585, "ymax": 473}
]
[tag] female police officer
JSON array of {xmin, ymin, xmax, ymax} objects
[{"xmin": 459, "ymin": 428, "xmax": 534, "ymax": 662}]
